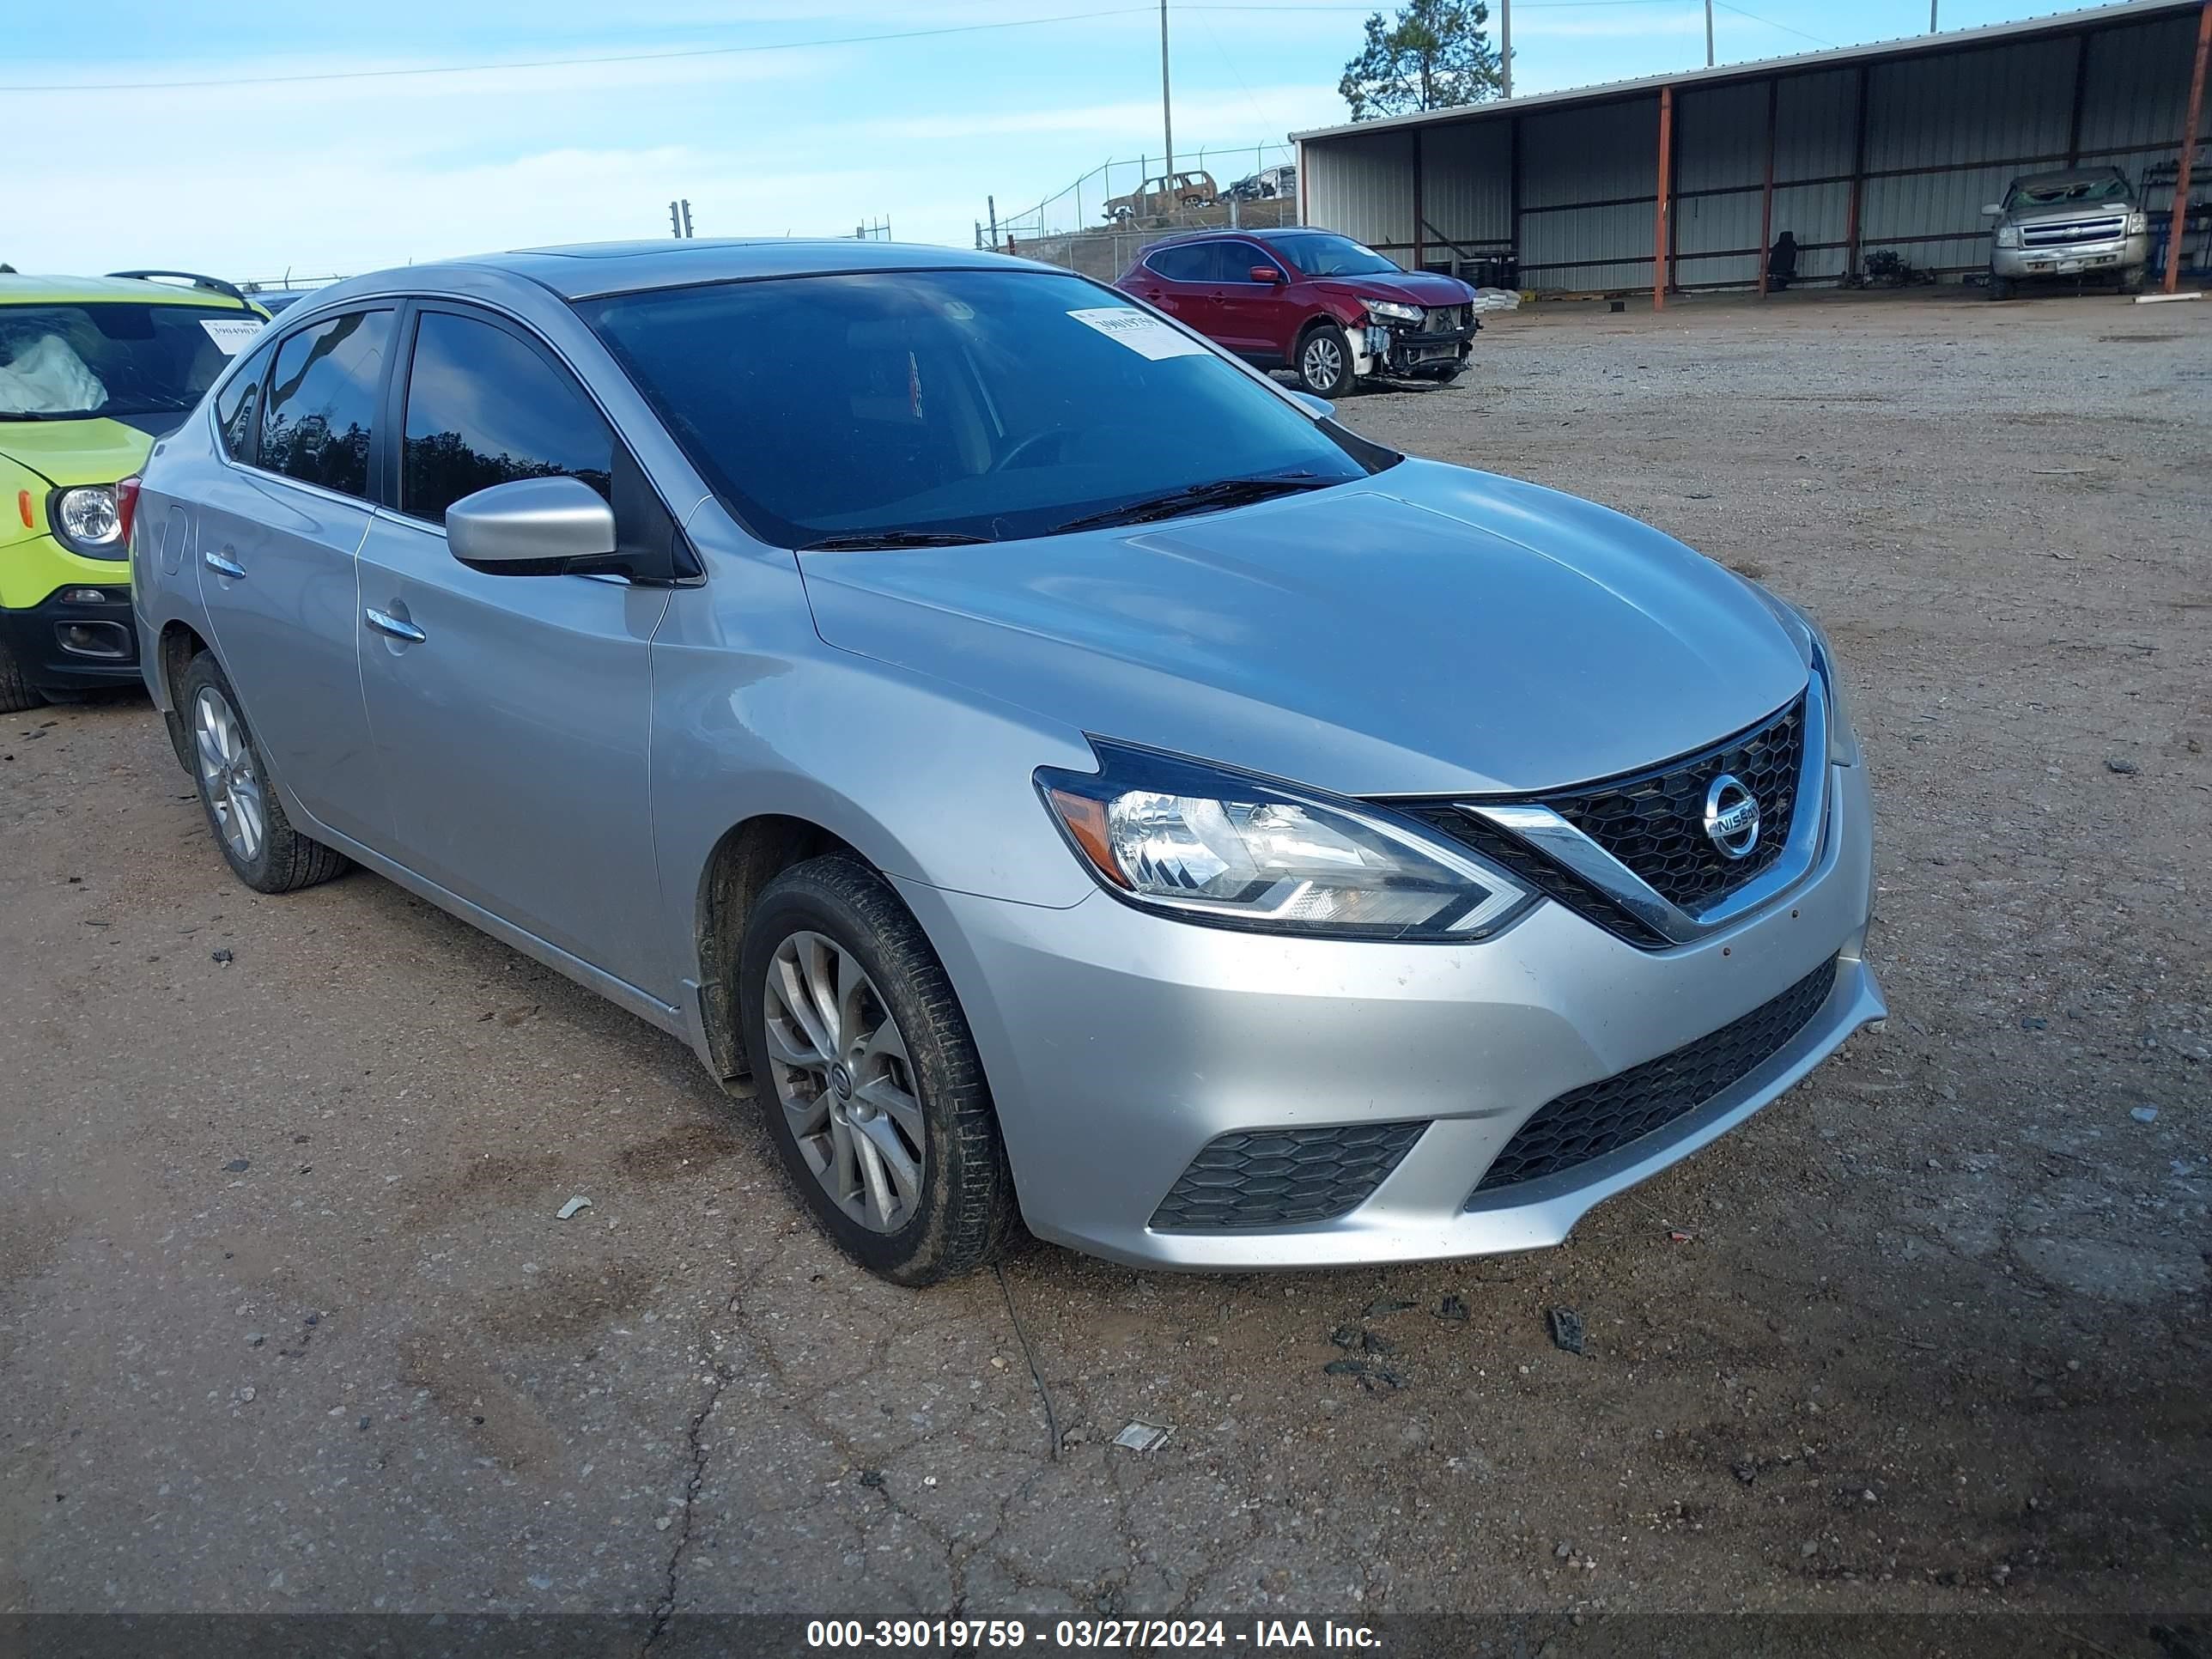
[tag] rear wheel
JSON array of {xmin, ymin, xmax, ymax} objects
[
  {"xmin": 0, "ymin": 638, "xmax": 40, "ymax": 714},
  {"xmin": 739, "ymin": 854, "xmax": 1017, "ymax": 1285},
  {"xmin": 180, "ymin": 653, "xmax": 349, "ymax": 895},
  {"xmin": 1297, "ymin": 323, "xmax": 1352, "ymax": 398}
]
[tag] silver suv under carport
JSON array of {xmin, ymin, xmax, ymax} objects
[{"xmin": 1985, "ymin": 167, "xmax": 2150, "ymax": 299}]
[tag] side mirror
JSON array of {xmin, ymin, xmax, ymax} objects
[
  {"xmin": 1250, "ymin": 264, "xmax": 1284, "ymax": 283},
  {"xmin": 1288, "ymin": 390, "xmax": 1334, "ymax": 421},
  {"xmin": 446, "ymin": 476, "xmax": 617, "ymax": 574},
  {"xmin": 1981, "ymin": 203, "xmax": 2004, "ymax": 216}
]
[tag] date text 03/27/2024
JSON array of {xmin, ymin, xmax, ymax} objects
[{"xmin": 804, "ymin": 1619, "xmax": 1382, "ymax": 1650}]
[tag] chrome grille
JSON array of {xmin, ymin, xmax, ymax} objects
[{"xmin": 2021, "ymin": 216, "xmax": 2125, "ymax": 247}]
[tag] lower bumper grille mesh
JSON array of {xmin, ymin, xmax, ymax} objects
[
  {"xmin": 1151, "ymin": 1121, "xmax": 1428, "ymax": 1231},
  {"xmin": 1469, "ymin": 956, "xmax": 1840, "ymax": 1198}
]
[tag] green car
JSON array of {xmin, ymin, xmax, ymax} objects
[{"xmin": 0, "ymin": 270, "xmax": 267, "ymax": 711}]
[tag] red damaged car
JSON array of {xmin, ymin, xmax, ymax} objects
[{"xmin": 1114, "ymin": 227, "xmax": 1479, "ymax": 398}]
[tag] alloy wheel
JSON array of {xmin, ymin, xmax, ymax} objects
[
  {"xmin": 762, "ymin": 930, "xmax": 927, "ymax": 1234},
  {"xmin": 1302, "ymin": 333, "xmax": 1344, "ymax": 393},
  {"xmin": 193, "ymin": 685, "xmax": 265, "ymax": 864}
]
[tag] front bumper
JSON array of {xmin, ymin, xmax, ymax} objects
[
  {"xmin": 897, "ymin": 758, "xmax": 1880, "ymax": 1270},
  {"xmin": 0, "ymin": 583, "xmax": 141, "ymax": 694},
  {"xmin": 1992, "ymin": 231, "xmax": 2148, "ymax": 279},
  {"xmin": 1381, "ymin": 325, "xmax": 1475, "ymax": 375}
]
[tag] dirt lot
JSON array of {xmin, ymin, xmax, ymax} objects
[{"xmin": 3, "ymin": 290, "xmax": 2207, "ymax": 1650}]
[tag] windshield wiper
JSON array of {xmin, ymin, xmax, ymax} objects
[
  {"xmin": 796, "ymin": 530, "xmax": 995, "ymax": 551},
  {"xmin": 1048, "ymin": 473, "xmax": 1329, "ymax": 536},
  {"xmin": 0, "ymin": 409, "xmax": 96, "ymax": 422}
]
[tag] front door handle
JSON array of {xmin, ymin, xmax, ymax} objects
[
  {"xmin": 364, "ymin": 607, "xmax": 425, "ymax": 644},
  {"xmin": 203, "ymin": 550, "xmax": 246, "ymax": 580}
]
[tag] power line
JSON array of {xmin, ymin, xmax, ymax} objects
[
  {"xmin": 1711, "ymin": 1, "xmax": 1836, "ymax": 50},
  {"xmin": 5, "ymin": 0, "xmax": 1702, "ymax": 94},
  {"xmin": 0, "ymin": 7, "xmax": 1155, "ymax": 94}
]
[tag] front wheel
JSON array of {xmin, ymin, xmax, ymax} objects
[
  {"xmin": 2118, "ymin": 264, "xmax": 2147, "ymax": 295},
  {"xmin": 1988, "ymin": 273, "xmax": 2014, "ymax": 301},
  {"xmin": 0, "ymin": 638, "xmax": 41, "ymax": 714},
  {"xmin": 1297, "ymin": 324, "xmax": 1353, "ymax": 398},
  {"xmin": 739, "ymin": 854, "xmax": 1018, "ymax": 1285}
]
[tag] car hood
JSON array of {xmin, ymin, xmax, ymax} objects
[
  {"xmin": 797, "ymin": 460, "xmax": 1810, "ymax": 798},
  {"xmin": 0, "ymin": 416, "xmax": 159, "ymax": 489},
  {"xmin": 1313, "ymin": 270, "xmax": 1474, "ymax": 307}
]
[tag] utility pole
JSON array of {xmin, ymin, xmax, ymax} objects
[
  {"xmin": 1499, "ymin": 0, "xmax": 1511, "ymax": 98},
  {"xmin": 1705, "ymin": 0, "xmax": 1715, "ymax": 67},
  {"xmin": 1930, "ymin": 1, "xmax": 1939, "ymax": 31},
  {"xmin": 1158, "ymin": 0, "xmax": 1175, "ymax": 180}
]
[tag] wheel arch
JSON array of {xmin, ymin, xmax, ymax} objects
[
  {"xmin": 691, "ymin": 813, "xmax": 866, "ymax": 1081},
  {"xmin": 156, "ymin": 619, "xmax": 212, "ymax": 771}
]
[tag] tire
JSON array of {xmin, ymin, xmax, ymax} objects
[
  {"xmin": 738, "ymin": 854, "xmax": 1017, "ymax": 1285},
  {"xmin": 1297, "ymin": 323, "xmax": 1352, "ymax": 398},
  {"xmin": 2118, "ymin": 264, "xmax": 2146, "ymax": 296},
  {"xmin": 179, "ymin": 652, "xmax": 349, "ymax": 895},
  {"xmin": 0, "ymin": 638, "xmax": 41, "ymax": 714},
  {"xmin": 1988, "ymin": 274, "xmax": 2014, "ymax": 301}
]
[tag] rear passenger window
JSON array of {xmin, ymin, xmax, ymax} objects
[
  {"xmin": 213, "ymin": 343, "xmax": 270, "ymax": 461},
  {"xmin": 259, "ymin": 310, "xmax": 392, "ymax": 498},
  {"xmin": 1146, "ymin": 246, "xmax": 1212, "ymax": 283},
  {"xmin": 400, "ymin": 311, "xmax": 613, "ymax": 524}
]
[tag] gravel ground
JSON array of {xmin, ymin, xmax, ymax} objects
[{"xmin": 2, "ymin": 289, "xmax": 2206, "ymax": 1646}]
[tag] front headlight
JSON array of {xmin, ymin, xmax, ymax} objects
[
  {"xmin": 1364, "ymin": 299, "xmax": 1424, "ymax": 325},
  {"xmin": 1036, "ymin": 741, "xmax": 1534, "ymax": 941},
  {"xmin": 1741, "ymin": 580, "xmax": 1862, "ymax": 766},
  {"xmin": 1994, "ymin": 224, "xmax": 2023, "ymax": 249},
  {"xmin": 2125, "ymin": 210, "xmax": 2148, "ymax": 235},
  {"xmin": 49, "ymin": 485, "xmax": 124, "ymax": 556},
  {"xmin": 1809, "ymin": 627, "xmax": 1863, "ymax": 767}
]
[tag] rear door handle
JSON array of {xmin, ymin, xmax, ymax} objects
[
  {"xmin": 203, "ymin": 550, "xmax": 246, "ymax": 580},
  {"xmin": 364, "ymin": 607, "xmax": 425, "ymax": 644}
]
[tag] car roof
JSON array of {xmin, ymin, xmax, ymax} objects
[
  {"xmin": 1142, "ymin": 228, "xmax": 1289, "ymax": 247},
  {"xmin": 300, "ymin": 240, "xmax": 1067, "ymax": 307},
  {"xmin": 0, "ymin": 272, "xmax": 258, "ymax": 309}
]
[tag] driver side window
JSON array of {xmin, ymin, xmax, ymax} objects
[{"xmin": 399, "ymin": 311, "xmax": 613, "ymax": 525}]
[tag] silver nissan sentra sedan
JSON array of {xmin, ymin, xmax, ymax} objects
[{"xmin": 128, "ymin": 240, "xmax": 1883, "ymax": 1284}]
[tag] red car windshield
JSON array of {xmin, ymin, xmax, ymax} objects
[{"xmin": 1272, "ymin": 234, "xmax": 1401, "ymax": 278}]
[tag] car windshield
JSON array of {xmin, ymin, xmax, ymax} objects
[
  {"xmin": 0, "ymin": 302, "xmax": 251, "ymax": 421},
  {"xmin": 2007, "ymin": 175, "xmax": 2130, "ymax": 208},
  {"xmin": 1272, "ymin": 234, "xmax": 1401, "ymax": 278},
  {"xmin": 579, "ymin": 268, "xmax": 1386, "ymax": 547}
]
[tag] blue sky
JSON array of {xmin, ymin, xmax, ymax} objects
[{"xmin": 10, "ymin": 0, "xmax": 2100, "ymax": 280}]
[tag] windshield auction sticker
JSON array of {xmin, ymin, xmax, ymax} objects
[
  {"xmin": 198, "ymin": 319, "xmax": 265, "ymax": 355},
  {"xmin": 1067, "ymin": 307, "xmax": 1208, "ymax": 361}
]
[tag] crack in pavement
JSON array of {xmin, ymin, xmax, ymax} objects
[{"xmin": 641, "ymin": 1268, "xmax": 770, "ymax": 1655}]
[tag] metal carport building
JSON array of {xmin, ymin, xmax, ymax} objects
[{"xmin": 1291, "ymin": 0, "xmax": 2212, "ymax": 301}]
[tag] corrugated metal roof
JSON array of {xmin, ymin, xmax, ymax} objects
[{"xmin": 1291, "ymin": 0, "xmax": 2200, "ymax": 144}]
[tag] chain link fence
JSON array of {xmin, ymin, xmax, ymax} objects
[{"xmin": 984, "ymin": 143, "xmax": 1298, "ymax": 278}]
